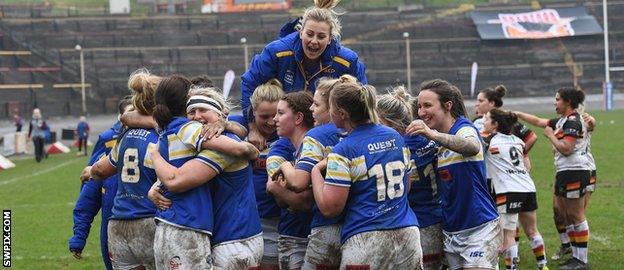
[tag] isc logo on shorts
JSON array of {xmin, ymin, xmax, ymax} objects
[
  {"xmin": 469, "ymin": 251, "xmax": 484, "ymax": 257},
  {"xmin": 509, "ymin": 202, "xmax": 523, "ymax": 209}
]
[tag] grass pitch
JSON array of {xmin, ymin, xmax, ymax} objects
[{"xmin": 0, "ymin": 110, "xmax": 622, "ymax": 269}]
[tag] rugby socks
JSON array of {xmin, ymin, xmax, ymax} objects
[
  {"xmin": 557, "ymin": 223, "xmax": 571, "ymax": 248},
  {"xmin": 505, "ymin": 244, "xmax": 518, "ymax": 269},
  {"xmin": 530, "ymin": 234, "xmax": 547, "ymax": 268},
  {"xmin": 574, "ymin": 220, "xmax": 589, "ymax": 263},
  {"xmin": 566, "ymin": 224, "xmax": 576, "ymax": 257}
]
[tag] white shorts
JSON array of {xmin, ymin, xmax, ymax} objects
[
  {"xmin": 443, "ymin": 219, "xmax": 502, "ymax": 270},
  {"xmin": 212, "ymin": 234, "xmax": 263, "ymax": 270},
  {"xmin": 278, "ymin": 235, "xmax": 308, "ymax": 270},
  {"xmin": 499, "ymin": 213, "xmax": 519, "ymax": 231},
  {"xmin": 420, "ymin": 223, "xmax": 444, "ymax": 270},
  {"xmin": 108, "ymin": 218, "xmax": 156, "ymax": 270},
  {"xmin": 153, "ymin": 221, "xmax": 212, "ymax": 270},
  {"xmin": 261, "ymin": 217, "xmax": 279, "ymax": 265},
  {"xmin": 302, "ymin": 224, "xmax": 342, "ymax": 270},
  {"xmin": 341, "ymin": 226, "xmax": 422, "ymax": 270}
]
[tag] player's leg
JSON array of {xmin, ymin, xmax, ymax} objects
[
  {"xmin": 500, "ymin": 213, "xmax": 519, "ymax": 270},
  {"xmin": 519, "ymin": 210, "xmax": 547, "ymax": 269},
  {"xmin": 260, "ymin": 217, "xmax": 279, "ymax": 270},
  {"xmin": 419, "ymin": 223, "xmax": 444, "ymax": 270},
  {"xmin": 302, "ymin": 224, "xmax": 341, "ymax": 270},
  {"xmin": 278, "ymin": 235, "xmax": 308, "ymax": 270}
]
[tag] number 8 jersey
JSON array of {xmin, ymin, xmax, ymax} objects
[
  {"xmin": 483, "ymin": 133, "xmax": 536, "ymax": 194},
  {"xmin": 108, "ymin": 128, "xmax": 159, "ymax": 220},
  {"xmin": 324, "ymin": 123, "xmax": 418, "ymax": 244}
]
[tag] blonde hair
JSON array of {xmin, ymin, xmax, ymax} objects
[
  {"xmin": 251, "ymin": 79, "xmax": 285, "ymax": 110},
  {"xmin": 300, "ymin": 0, "xmax": 343, "ymax": 40},
  {"xmin": 377, "ymin": 86, "xmax": 413, "ymax": 131},
  {"xmin": 188, "ymin": 86, "xmax": 229, "ymax": 115},
  {"xmin": 330, "ymin": 82, "xmax": 379, "ymax": 125},
  {"xmin": 128, "ymin": 68, "xmax": 161, "ymax": 115},
  {"xmin": 315, "ymin": 74, "xmax": 357, "ymax": 106}
]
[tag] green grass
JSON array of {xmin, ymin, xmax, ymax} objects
[{"xmin": 0, "ymin": 110, "xmax": 623, "ymax": 269}]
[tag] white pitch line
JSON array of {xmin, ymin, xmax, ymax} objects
[{"xmin": 0, "ymin": 158, "xmax": 83, "ymax": 186}]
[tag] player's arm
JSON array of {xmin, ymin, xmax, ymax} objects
[
  {"xmin": 311, "ymin": 158, "xmax": 349, "ymax": 218},
  {"xmin": 544, "ymin": 126, "xmax": 575, "ymax": 156},
  {"xmin": 89, "ymin": 156, "xmax": 116, "ymax": 180},
  {"xmin": 150, "ymin": 149, "xmax": 219, "ymax": 193},
  {"xmin": 69, "ymin": 180, "xmax": 103, "ymax": 258},
  {"xmin": 120, "ymin": 110, "xmax": 156, "ymax": 129},
  {"xmin": 582, "ymin": 113, "xmax": 596, "ymax": 132},
  {"xmin": 514, "ymin": 111, "xmax": 549, "ymax": 128},
  {"xmin": 201, "ymin": 136, "xmax": 259, "ymax": 160},
  {"xmin": 275, "ymin": 162, "xmax": 311, "ymax": 193},
  {"xmin": 266, "ymin": 179, "xmax": 313, "ymax": 212},
  {"xmin": 201, "ymin": 117, "xmax": 248, "ymax": 140}
]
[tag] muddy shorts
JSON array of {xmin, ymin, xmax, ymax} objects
[
  {"xmin": 153, "ymin": 221, "xmax": 212, "ymax": 270},
  {"xmin": 302, "ymin": 224, "xmax": 341, "ymax": 270},
  {"xmin": 260, "ymin": 217, "xmax": 279, "ymax": 265},
  {"xmin": 108, "ymin": 218, "xmax": 157, "ymax": 270},
  {"xmin": 443, "ymin": 218, "xmax": 502, "ymax": 270},
  {"xmin": 341, "ymin": 226, "xmax": 422, "ymax": 270},
  {"xmin": 278, "ymin": 235, "xmax": 308, "ymax": 269},
  {"xmin": 420, "ymin": 223, "xmax": 444, "ymax": 270},
  {"xmin": 212, "ymin": 234, "xmax": 263, "ymax": 270}
]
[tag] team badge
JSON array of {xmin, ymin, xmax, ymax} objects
[{"xmin": 169, "ymin": 256, "xmax": 182, "ymax": 270}]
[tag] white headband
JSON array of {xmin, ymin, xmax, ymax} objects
[{"xmin": 186, "ymin": 95, "xmax": 223, "ymax": 115}]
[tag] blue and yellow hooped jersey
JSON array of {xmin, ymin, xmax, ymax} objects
[
  {"xmin": 295, "ymin": 123, "xmax": 344, "ymax": 228},
  {"xmin": 267, "ymin": 137, "xmax": 313, "ymax": 238},
  {"xmin": 108, "ymin": 128, "xmax": 158, "ymax": 220},
  {"xmin": 325, "ymin": 124, "xmax": 418, "ymax": 244},
  {"xmin": 195, "ymin": 131, "xmax": 262, "ymax": 244},
  {"xmin": 229, "ymin": 114, "xmax": 281, "ymax": 219},
  {"xmin": 404, "ymin": 134, "xmax": 443, "ymax": 228},
  {"xmin": 436, "ymin": 117, "xmax": 498, "ymax": 232},
  {"xmin": 156, "ymin": 117, "xmax": 214, "ymax": 234}
]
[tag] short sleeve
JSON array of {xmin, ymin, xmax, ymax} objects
[
  {"xmin": 107, "ymin": 137, "xmax": 122, "ymax": 168},
  {"xmin": 177, "ymin": 122, "xmax": 204, "ymax": 151},
  {"xmin": 295, "ymin": 136, "xmax": 325, "ymax": 173},
  {"xmin": 324, "ymin": 152, "xmax": 352, "ymax": 188},
  {"xmin": 195, "ymin": 149, "xmax": 236, "ymax": 174},
  {"xmin": 561, "ymin": 118, "xmax": 583, "ymax": 138}
]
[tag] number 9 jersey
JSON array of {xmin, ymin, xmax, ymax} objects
[
  {"xmin": 108, "ymin": 128, "xmax": 159, "ymax": 219},
  {"xmin": 483, "ymin": 133, "xmax": 536, "ymax": 194},
  {"xmin": 324, "ymin": 123, "xmax": 418, "ymax": 244}
]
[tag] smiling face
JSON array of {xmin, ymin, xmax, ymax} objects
[
  {"xmin": 310, "ymin": 90, "xmax": 330, "ymax": 126},
  {"xmin": 482, "ymin": 112, "xmax": 497, "ymax": 134},
  {"xmin": 274, "ymin": 100, "xmax": 298, "ymax": 137},
  {"xmin": 187, "ymin": 107, "xmax": 220, "ymax": 124},
  {"xmin": 475, "ymin": 92, "xmax": 495, "ymax": 117},
  {"xmin": 300, "ymin": 20, "xmax": 331, "ymax": 61},
  {"xmin": 417, "ymin": 90, "xmax": 453, "ymax": 132},
  {"xmin": 253, "ymin": 101, "xmax": 278, "ymax": 136}
]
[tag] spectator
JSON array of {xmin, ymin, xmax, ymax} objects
[
  {"xmin": 28, "ymin": 108, "xmax": 47, "ymax": 162},
  {"xmin": 13, "ymin": 109, "xmax": 23, "ymax": 132},
  {"xmin": 76, "ymin": 116, "xmax": 90, "ymax": 156}
]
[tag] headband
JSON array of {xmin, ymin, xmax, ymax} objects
[{"xmin": 186, "ymin": 95, "xmax": 223, "ymax": 115}]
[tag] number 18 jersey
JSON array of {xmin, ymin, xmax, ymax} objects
[{"xmin": 325, "ymin": 123, "xmax": 418, "ymax": 244}]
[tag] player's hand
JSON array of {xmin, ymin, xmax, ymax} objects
[
  {"xmin": 79, "ymin": 166, "xmax": 92, "ymax": 183},
  {"xmin": 201, "ymin": 118, "xmax": 226, "ymax": 140},
  {"xmin": 543, "ymin": 126, "xmax": 554, "ymax": 138},
  {"xmin": 247, "ymin": 124, "xmax": 267, "ymax": 151},
  {"xmin": 148, "ymin": 185, "xmax": 172, "ymax": 210},
  {"xmin": 405, "ymin": 119, "xmax": 435, "ymax": 139},
  {"xmin": 266, "ymin": 176, "xmax": 279, "ymax": 195},
  {"xmin": 71, "ymin": 250, "xmax": 82, "ymax": 260},
  {"xmin": 271, "ymin": 167, "xmax": 284, "ymax": 182}
]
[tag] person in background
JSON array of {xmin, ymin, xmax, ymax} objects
[
  {"xmin": 13, "ymin": 109, "xmax": 23, "ymax": 132},
  {"xmin": 77, "ymin": 116, "xmax": 90, "ymax": 156},
  {"xmin": 28, "ymin": 108, "xmax": 47, "ymax": 162}
]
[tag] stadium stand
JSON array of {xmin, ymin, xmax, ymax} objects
[{"xmin": 0, "ymin": 0, "xmax": 621, "ymax": 117}]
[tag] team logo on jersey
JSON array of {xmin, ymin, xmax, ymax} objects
[
  {"xmin": 367, "ymin": 139, "xmax": 397, "ymax": 154},
  {"xmin": 325, "ymin": 68, "xmax": 336, "ymax": 73},
  {"xmin": 284, "ymin": 70, "xmax": 295, "ymax": 85},
  {"xmin": 169, "ymin": 256, "xmax": 182, "ymax": 270}
]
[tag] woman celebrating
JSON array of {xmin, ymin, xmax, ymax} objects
[
  {"xmin": 482, "ymin": 108, "xmax": 548, "ymax": 270},
  {"xmin": 240, "ymin": 0, "xmax": 367, "ymax": 121},
  {"xmin": 311, "ymin": 81, "xmax": 421, "ymax": 269},
  {"xmin": 405, "ymin": 79, "xmax": 500, "ymax": 270},
  {"xmin": 515, "ymin": 87, "xmax": 591, "ymax": 270},
  {"xmin": 377, "ymin": 86, "xmax": 444, "ymax": 270}
]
